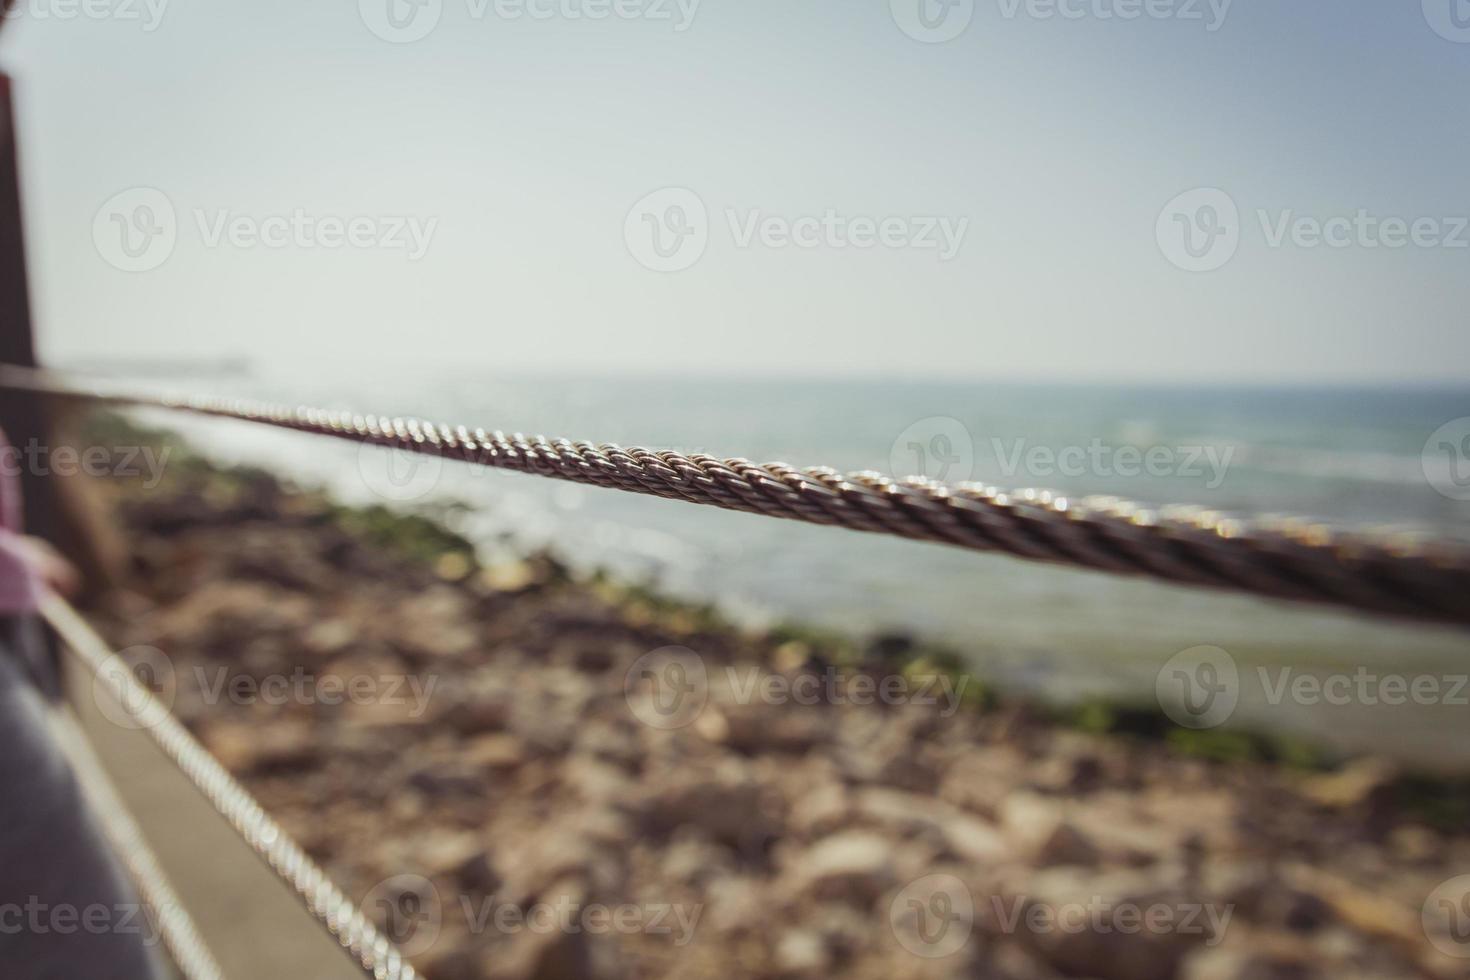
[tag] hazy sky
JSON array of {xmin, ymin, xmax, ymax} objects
[{"xmin": 1, "ymin": 1, "xmax": 1467, "ymax": 382}]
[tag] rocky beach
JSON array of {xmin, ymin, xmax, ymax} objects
[{"xmin": 77, "ymin": 421, "xmax": 1470, "ymax": 980}]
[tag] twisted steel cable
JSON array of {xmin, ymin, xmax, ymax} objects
[
  {"xmin": 6, "ymin": 365, "xmax": 1469, "ymax": 627},
  {"xmin": 44, "ymin": 596, "xmax": 421, "ymax": 980}
]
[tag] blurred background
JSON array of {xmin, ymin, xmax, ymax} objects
[
  {"xmin": 8, "ymin": 0, "xmax": 1470, "ymax": 759},
  {"xmin": 2, "ymin": 3, "xmax": 1469, "ymax": 978}
]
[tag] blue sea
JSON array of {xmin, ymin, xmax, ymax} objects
[{"xmin": 112, "ymin": 367, "xmax": 1470, "ymax": 769}]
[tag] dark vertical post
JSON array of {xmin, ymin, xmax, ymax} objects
[
  {"xmin": 0, "ymin": 72, "xmax": 61, "ymax": 541},
  {"xmin": 0, "ymin": 73, "xmax": 120, "ymax": 597}
]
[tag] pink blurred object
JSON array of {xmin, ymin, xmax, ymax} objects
[{"xmin": 0, "ymin": 427, "xmax": 43, "ymax": 613}]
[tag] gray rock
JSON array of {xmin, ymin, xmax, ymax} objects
[
  {"xmin": 1002, "ymin": 793, "xmax": 1102, "ymax": 868},
  {"xmin": 634, "ymin": 774, "xmax": 777, "ymax": 852},
  {"xmin": 997, "ymin": 868, "xmax": 1221, "ymax": 980},
  {"xmin": 662, "ymin": 832, "xmax": 735, "ymax": 887},
  {"xmin": 790, "ymin": 832, "xmax": 895, "ymax": 904},
  {"xmin": 774, "ymin": 929, "xmax": 830, "ymax": 977},
  {"xmin": 787, "ymin": 782, "xmax": 850, "ymax": 839},
  {"xmin": 854, "ymin": 787, "xmax": 1008, "ymax": 864},
  {"xmin": 1180, "ymin": 946, "xmax": 1321, "ymax": 980}
]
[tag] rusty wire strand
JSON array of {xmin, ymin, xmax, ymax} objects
[{"xmin": 4, "ymin": 365, "xmax": 1468, "ymax": 628}]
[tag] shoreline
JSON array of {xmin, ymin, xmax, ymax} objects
[
  {"xmin": 96, "ymin": 397, "xmax": 1470, "ymax": 771},
  {"xmin": 80, "ymin": 409, "xmax": 1470, "ymax": 791},
  {"xmin": 72, "ymin": 411, "xmax": 1470, "ymax": 978}
]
